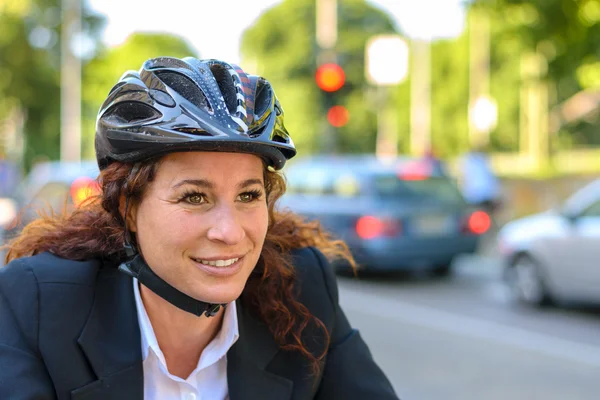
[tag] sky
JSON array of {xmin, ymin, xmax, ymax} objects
[{"xmin": 87, "ymin": 0, "xmax": 466, "ymax": 64}]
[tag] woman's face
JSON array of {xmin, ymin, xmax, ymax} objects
[{"xmin": 130, "ymin": 151, "xmax": 268, "ymax": 304}]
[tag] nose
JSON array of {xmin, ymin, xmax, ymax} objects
[{"xmin": 206, "ymin": 205, "xmax": 245, "ymax": 245}]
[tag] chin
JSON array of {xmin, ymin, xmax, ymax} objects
[{"xmin": 193, "ymin": 284, "xmax": 245, "ymax": 305}]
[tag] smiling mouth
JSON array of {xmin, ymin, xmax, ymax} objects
[{"xmin": 191, "ymin": 257, "xmax": 241, "ymax": 267}]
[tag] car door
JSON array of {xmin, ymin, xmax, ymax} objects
[
  {"xmin": 539, "ymin": 199, "xmax": 600, "ymax": 301},
  {"xmin": 568, "ymin": 200, "xmax": 600, "ymax": 301}
]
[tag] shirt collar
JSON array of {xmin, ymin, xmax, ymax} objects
[{"xmin": 133, "ymin": 279, "xmax": 239, "ymax": 366}]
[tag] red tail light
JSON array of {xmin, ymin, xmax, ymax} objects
[
  {"xmin": 464, "ymin": 211, "xmax": 491, "ymax": 235},
  {"xmin": 356, "ymin": 216, "xmax": 401, "ymax": 239},
  {"xmin": 397, "ymin": 160, "xmax": 432, "ymax": 181},
  {"xmin": 70, "ymin": 177, "xmax": 101, "ymax": 207}
]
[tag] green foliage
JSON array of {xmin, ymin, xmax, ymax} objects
[
  {"xmin": 0, "ymin": 0, "xmax": 103, "ymax": 168},
  {"xmin": 474, "ymin": 0, "xmax": 600, "ymax": 147},
  {"xmin": 240, "ymin": 0, "xmax": 397, "ymax": 155},
  {"xmin": 403, "ymin": 9, "xmax": 524, "ymax": 157},
  {"xmin": 81, "ymin": 32, "xmax": 198, "ymax": 158},
  {"xmin": 487, "ymin": 10, "xmax": 526, "ymax": 152},
  {"xmin": 430, "ymin": 36, "xmax": 470, "ymax": 156},
  {"xmin": 240, "ymin": 0, "xmax": 524, "ymax": 158}
]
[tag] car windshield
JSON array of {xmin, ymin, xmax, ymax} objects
[{"xmin": 373, "ymin": 173, "xmax": 465, "ymax": 205}]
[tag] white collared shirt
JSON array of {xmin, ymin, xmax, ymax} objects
[{"xmin": 133, "ymin": 279, "xmax": 239, "ymax": 400}]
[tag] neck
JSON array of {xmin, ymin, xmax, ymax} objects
[{"xmin": 140, "ymin": 284, "xmax": 225, "ymax": 378}]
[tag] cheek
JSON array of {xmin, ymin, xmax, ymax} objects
[
  {"xmin": 246, "ymin": 205, "xmax": 269, "ymax": 243},
  {"xmin": 136, "ymin": 205, "xmax": 201, "ymax": 249}
]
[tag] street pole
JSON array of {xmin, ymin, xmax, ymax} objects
[
  {"xmin": 520, "ymin": 52, "xmax": 549, "ymax": 170},
  {"xmin": 409, "ymin": 38, "xmax": 431, "ymax": 156},
  {"xmin": 366, "ymin": 36, "xmax": 409, "ymax": 159},
  {"xmin": 468, "ymin": 7, "xmax": 491, "ymax": 147},
  {"xmin": 316, "ymin": 0, "xmax": 338, "ymax": 153},
  {"xmin": 60, "ymin": 0, "xmax": 82, "ymax": 162},
  {"xmin": 375, "ymin": 87, "xmax": 399, "ymax": 159},
  {"xmin": 316, "ymin": 0, "xmax": 337, "ymax": 51}
]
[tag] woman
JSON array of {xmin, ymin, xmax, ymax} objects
[{"xmin": 0, "ymin": 57, "xmax": 399, "ymax": 400}]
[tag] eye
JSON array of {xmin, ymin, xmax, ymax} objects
[
  {"xmin": 181, "ymin": 192, "xmax": 206, "ymax": 205},
  {"xmin": 238, "ymin": 190, "xmax": 263, "ymax": 203}
]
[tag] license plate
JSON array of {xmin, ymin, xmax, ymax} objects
[{"xmin": 415, "ymin": 215, "xmax": 450, "ymax": 235}]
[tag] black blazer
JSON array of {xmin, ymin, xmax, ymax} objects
[{"xmin": 0, "ymin": 246, "xmax": 399, "ymax": 400}]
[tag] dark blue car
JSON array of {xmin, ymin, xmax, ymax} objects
[{"xmin": 279, "ymin": 155, "xmax": 490, "ymax": 275}]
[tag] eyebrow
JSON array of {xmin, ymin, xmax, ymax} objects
[{"xmin": 172, "ymin": 178, "xmax": 264, "ymax": 190}]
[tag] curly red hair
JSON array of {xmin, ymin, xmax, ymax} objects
[{"xmin": 4, "ymin": 158, "xmax": 354, "ymax": 375}]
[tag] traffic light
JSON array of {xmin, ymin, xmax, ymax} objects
[
  {"xmin": 327, "ymin": 105, "xmax": 349, "ymax": 127},
  {"xmin": 315, "ymin": 63, "xmax": 345, "ymax": 92},
  {"xmin": 315, "ymin": 62, "xmax": 349, "ymax": 128}
]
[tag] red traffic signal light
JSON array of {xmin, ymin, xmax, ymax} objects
[
  {"xmin": 327, "ymin": 105, "xmax": 350, "ymax": 127},
  {"xmin": 315, "ymin": 63, "xmax": 345, "ymax": 92}
]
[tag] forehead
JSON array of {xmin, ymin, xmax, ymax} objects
[{"xmin": 155, "ymin": 151, "xmax": 265, "ymax": 181}]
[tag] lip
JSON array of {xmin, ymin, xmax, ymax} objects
[
  {"xmin": 191, "ymin": 254, "xmax": 245, "ymax": 262},
  {"xmin": 190, "ymin": 255, "xmax": 245, "ymax": 277}
]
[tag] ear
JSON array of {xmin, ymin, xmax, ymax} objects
[{"xmin": 119, "ymin": 194, "xmax": 138, "ymax": 233}]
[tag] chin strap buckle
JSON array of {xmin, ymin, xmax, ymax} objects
[{"xmin": 203, "ymin": 303, "xmax": 223, "ymax": 317}]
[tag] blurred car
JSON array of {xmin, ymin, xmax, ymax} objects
[
  {"xmin": 2, "ymin": 160, "xmax": 100, "ymax": 243},
  {"xmin": 279, "ymin": 155, "xmax": 491, "ymax": 275},
  {"xmin": 498, "ymin": 178, "xmax": 600, "ymax": 307}
]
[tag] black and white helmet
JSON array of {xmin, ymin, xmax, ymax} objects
[{"xmin": 95, "ymin": 56, "xmax": 296, "ymax": 170}]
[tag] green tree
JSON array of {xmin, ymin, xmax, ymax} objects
[
  {"xmin": 0, "ymin": 0, "xmax": 104, "ymax": 168},
  {"xmin": 425, "ymin": 6, "xmax": 525, "ymax": 157},
  {"xmin": 476, "ymin": 0, "xmax": 600, "ymax": 92},
  {"xmin": 241, "ymin": 0, "xmax": 398, "ymax": 155},
  {"xmin": 81, "ymin": 32, "xmax": 199, "ymax": 158},
  {"xmin": 241, "ymin": 0, "xmax": 523, "ymax": 159},
  {"xmin": 429, "ymin": 37, "xmax": 470, "ymax": 156},
  {"xmin": 473, "ymin": 0, "xmax": 600, "ymax": 147}
]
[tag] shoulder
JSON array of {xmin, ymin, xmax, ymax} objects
[
  {"xmin": 0, "ymin": 253, "xmax": 104, "ymax": 346},
  {"xmin": 0, "ymin": 253, "xmax": 102, "ymax": 331},
  {"xmin": 0, "ymin": 252, "xmax": 101, "ymax": 287},
  {"xmin": 290, "ymin": 247, "xmax": 339, "ymax": 325},
  {"xmin": 290, "ymin": 246, "xmax": 335, "ymax": 292}
]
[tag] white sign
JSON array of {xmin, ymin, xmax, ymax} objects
[
  {"xmin": 365, "ymin": 35, "xmax": 409, "ymax": 86},
  {"xmin": 470, "ymin": 95, "xmax": 498, "ymax": 133}
]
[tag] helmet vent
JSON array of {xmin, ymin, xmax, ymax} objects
[
  {"xmin": 248, "ymin": 124, "xmax": 266, "ymax": 138},
  {"xmin": 155, "ymin": 71, "xmax": 212, "ymax": 113},
  {"xmin": 174, "ymin": 128, "xmax": 213, "ymax": 137},
  {"xmin": 104, "ymin": 102, "xmax": 161, "ymax": 124},
  {"xmin": 254, "ymin": 79, "xmax": 272, "ymax": 117},
  {"xmin": 272, "ymin": 134, "xmax": 288, "ymax": 143},
  {"xmin": 209, "ymin": 63, "xmax": 237, "ymax": 115}
]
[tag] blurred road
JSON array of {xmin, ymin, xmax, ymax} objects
[{"xmin": 338, "ymin": 253, "xmax": 600, "ymax": 400}]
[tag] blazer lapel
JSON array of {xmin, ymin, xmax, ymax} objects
[
  {"xmin": 227, "ymin": 302, "xmax": 293, "ymax": 400},
  {"xmin": 75, "ymin": 265, "xmax": 143, "ymax": 400}
]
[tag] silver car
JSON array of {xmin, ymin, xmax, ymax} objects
[{"xmin": 498, "ymin": 178, "xmax": 600, "ymax": 306}]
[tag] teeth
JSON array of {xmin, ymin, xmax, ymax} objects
[{"xmin": 195, "ymin": 258, "xmax": 239, "ymax": 267}]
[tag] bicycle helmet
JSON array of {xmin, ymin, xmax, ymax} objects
[
  {"xmin": 95, "ymin": 56, "xmax": 296, "ymax": 170},
  {"xmin": 96, "ymin": 57, "xmax": 296, "ymax": 317}
]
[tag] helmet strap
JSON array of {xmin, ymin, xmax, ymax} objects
[
  {"xmin": 123, "ymin": 163, "xmax": 140, "ymax": 258},
  {"xmin": 118, "ymin": 255, "xmax": 224, "ymax": 317}
]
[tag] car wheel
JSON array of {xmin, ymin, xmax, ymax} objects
[{"xmin": 508, "ymin": 254, "xmax": 553, "ymax": 307}]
